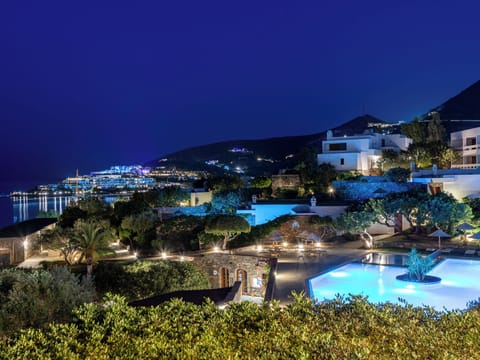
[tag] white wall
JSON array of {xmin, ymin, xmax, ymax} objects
[{"xmin": 317, "ymin": 153, "xmax": 361, "ymax": 171}]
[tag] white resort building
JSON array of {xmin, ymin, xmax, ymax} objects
[
  {"xmin": 317, "ymin": 130, "xmax": 411, "ymax": 174},
  {"xmin": 450, "ymin": 126, "xmax": 480, "ymax": 169}
]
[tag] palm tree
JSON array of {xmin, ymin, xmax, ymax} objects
[{"xmin": 74, "ymin": 220, "xmax": 112, "ymax": 277}]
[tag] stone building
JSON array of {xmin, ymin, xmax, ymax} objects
[
  {"xmin": 271, "ymin": 174, "xmax": 301, "ymax": 193},
  {"xmin": 192, "ymin": 253, "xmax": 270, "ymax": 298},
  {"xmin": 0, "ymin": 218, "xmax": 56, "ymax": 266}
]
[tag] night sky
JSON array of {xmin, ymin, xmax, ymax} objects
[{"xmin": 1, "ymin": 0, "xmax": 479, "ymax": 185}]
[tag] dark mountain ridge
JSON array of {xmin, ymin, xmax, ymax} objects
[
  {"xmin": 147, "ymin": 80, "xmax": 480, "ymax": 177},
  {"xmin": 146, "ymin": 114, "xmax": 387, "ymax": 176}
]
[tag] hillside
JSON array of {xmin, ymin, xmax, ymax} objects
[
  {"xmin": 426, "ymin": 80, "xmax": 480, "ymax": 133},
  {"xmin": 145, "ymin": 114, "xmax": 387, "ymax": 176},
  {"xmin": 146, "ymin": 80, "xmax": 480, "ymax": 177}
]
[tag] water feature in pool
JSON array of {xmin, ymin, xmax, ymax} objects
[{"xmin": 308, "ymin": 258, "xmax": 480, "ymax": 311}]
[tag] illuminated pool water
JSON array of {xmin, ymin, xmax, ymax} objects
[{"xmin": 308, "ymin": 258, "xmax": 480, "ymax": 311}]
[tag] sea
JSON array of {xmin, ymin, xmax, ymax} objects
[
  {"xmin": 0, "ymin": 180, "xmax": 124, "ymax": 229},
  {"xmin": 0, "ymin": 180, "xmax": 71, "ymax": 229}
]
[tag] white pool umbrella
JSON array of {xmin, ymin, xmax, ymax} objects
[{"xmin": 428, "ymin": 229, "xmax": 451, "ymax": 249}]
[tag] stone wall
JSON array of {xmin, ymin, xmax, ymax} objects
[
  {"xmin": 333, "ymin": 180, "xmax": 422, "ymax": 201},
  {"xmin": 271, "ymin": 174, "xmax": 301, "ymax": 192},
  {"xmin": 192, "ymin": 253, "xmax": 270, "ymax": 298}
]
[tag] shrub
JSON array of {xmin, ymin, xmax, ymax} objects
[{"xmin": 94, "ymin": 260, "xmax": 210, "ymax": 301}]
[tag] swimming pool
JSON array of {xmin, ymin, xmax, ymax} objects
[{"xmin": 308, "ymin": 258, "xmax": 480, "ymax": 311}]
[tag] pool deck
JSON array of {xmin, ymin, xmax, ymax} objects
[
  {"xmin": 235, "ymin": 241, "xmax": 368, "ymax": 305},
  {"xmin": 272, "ymin": 246, "xmax": 367, "ymax": 305}
]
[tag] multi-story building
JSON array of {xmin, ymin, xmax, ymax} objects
[
  {"xmin": 450, "ymin": 126, "xmax": 480, "ymax": 169},
  {"xmin": 317, "ymin": 130, "xmax": 411, "ymax": 174}
]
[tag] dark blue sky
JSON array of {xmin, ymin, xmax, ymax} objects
[{"xmin": 1, "ymin": 0, "xmax": 479, "ymax": 184}]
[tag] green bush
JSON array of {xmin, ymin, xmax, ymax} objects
[
  {"xmin": 2, "ymin": 293, "xmax": 480, "ymax": 359},
  {"xmin": 0, "ymin": 267, "xmax": 95, "ymax": 336},
  {"xmin": 230, "ymin": 215, "xmax": 295, "ymax": 248},
  {"xmin": 94, "ymin": 260, "xmax": 210, "ymax": 301}
]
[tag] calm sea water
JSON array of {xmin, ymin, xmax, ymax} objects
[
  {"xmin": 0, "ymin": 181, "xmax": 124, "ymax": 229},
  {"xmin": 0, "ymin": 180, "xmax": 65, "ymax": 229}
]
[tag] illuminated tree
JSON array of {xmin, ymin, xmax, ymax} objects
[
  {"xmin": 205, "ymin": 215, "xmax": 251, "ymax": 250},
  {"xmin": 74, "ymin": 220, "xmax": 113, "ymax": 276}
]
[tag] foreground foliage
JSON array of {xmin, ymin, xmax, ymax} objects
[
  {"xmin": 94, "ymin": 260, "xmax": 210, "ymax": 301},
  {"xmin": 0, "ymin": 267, "xmax": 95, "ymax": 337},
  {"xmin": 2, "ymin": 294, "xmax": 480, "ymax": 359}
]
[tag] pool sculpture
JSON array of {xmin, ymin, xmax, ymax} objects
[{"xmin": 396, "ymin": 248, "xmax": 441, "ymax": 284}]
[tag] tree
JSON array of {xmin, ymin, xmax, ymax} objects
[
  {"xmin": 249, "ymin": 176, "xmax": 272, "ymax": 189},
  {"xmin": 427, "ymin": 112, "xmax": 446, "ymax": 143},
  {"xmin": 405, "ymin": 143, "xmax": 431, "ymax": 168},
  {"xmin": 384, "ymin": 167, "xmax": 410, "ymax": 182},
  {"xmin": 37, "ymin": 227, "xmax": 79, "ymax": 265},
  {"xmin": 400, "ymin": 117, "xmax": 426, "ymax": 144},
  {"xmin": 205, "ymin": 215, "xmax": 251, "ymax": 249},
  {"xmin": 0, "ymin": 267, "xmax": 95, "ymax": 336},
  {"xmin": 77, "ymin": 198, "xmax": 112, "ymax": 220},
  {"xmin": 365, "ymin": 198, "xmax": 399, "ymax": 229},
  {"xmin": 205, "ymin": 174, "xmax": 244, "ymax": 194},
  {"xmin": 418, "ymin": 193, "xmax": 473, "ymax": 232},
  {"xmin": 58, "ymin": 205, "xmax": 88, "ymax": 228},
  {"xmin": 121, "ymin": 211, "xmax": 158, "ymax": 247},
  {"xmin": 73, "ymin": 220, "xmax": 113, "ymax": 277},
  {"xmin": 155, "ymin": 186, "xmax": 189, "ymax": 207},
  {"xmin": 110, "ymin": 195, "xmax": 150, "ymax": 230},
  {"xmin": 336, "ymin": 208, "xmax": 377, "ymax": 248},
  {"xmin": 377, "ymin": 149, "xmax": 401, "ymax": 171},
  {"xmin": 94, "ymin": 260, "xmax": 210, "ymax": 301},
  {"xmin": 210, "ymin": 191, "xmax": 242, "ymax": 214}
]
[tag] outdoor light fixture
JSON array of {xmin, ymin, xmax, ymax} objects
[
  {"xmin": 161, "ymin": 251, "xmax": 167, "ymax": 259},
  {"xmin": 257, "ymin": 245, "xmax": 263, "ymax": 252},
  {"xmin": 282, "ymin": 241, "xmax": 288, "ymax": 247},
  {"xmin": 213, "ymin": 246, "xmax": 219, "ymax": 253},
  {"xmin": 23, "ymin": 239, "xmax": 28, "ymax": 248}
]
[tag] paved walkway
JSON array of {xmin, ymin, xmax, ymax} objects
[
  {"xmin": 17, "ymin": 251, "xmax": 63, "ymax": 268},
  {"xmin": 234, "ymin": 241, "xmax": 368, "ymax": 305}
]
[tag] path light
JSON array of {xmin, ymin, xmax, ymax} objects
[
  {"xmin": 133, "ymin": 251, "xmax": 138, "ymax": 258},
  {"xmin": 282, "ymin": 241, "xmax": 288, "ymax": 248},
  {"xmin": 23, "ymin": 239, "xmax": 28, "ymax": 249},
  {"xmin": 213, "ymin": 246, "xmax": 219, "ymax": 253},
  {"xmin": 315, "ymin": 242, "xmax": 322, "ymax": 248},
  {"xmin": 161, "ymin": 251, "xmax": 167, "ymax": 259},
  {"xmin": 180, "ymin": 255, "xmax": 185, "ymax": 262},
  {"xmin": 328, "ymin": 187, "xmax": 335, "ymax": 198},
  {"xmin": 257, "ymin": 244, "xmax": 263, "ymax": 252},
  {"xmin": 298, "ymin": 244, "xmax": 304, "ymax": 252}
]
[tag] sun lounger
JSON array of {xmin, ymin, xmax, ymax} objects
[
  {"xmin": 464, "ymin": 249, "xmax": 476, "ymax": 256},
  {"xmin": 441, "ymin": 248, "xmax": 452, "ymax": 253}
]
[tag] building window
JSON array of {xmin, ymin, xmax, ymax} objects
[
  {"xmin": 466, "ymin": 137, "xmax": 477, "ymax": 146},
  {"xmin": 381, "ymin": 139, "xmax": 386, "ymax": 147},
  {"xmin": 329, "ymin": 143, "xmax": 347, "ymax": 151},
  {"xmin": 340, "ymin": 158, "xmax": 345, "ymax": 165}
]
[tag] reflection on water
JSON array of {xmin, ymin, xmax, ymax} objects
[{"xmin": 12, "ymin": 196, "xmax": 76, "ymax": 223}]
